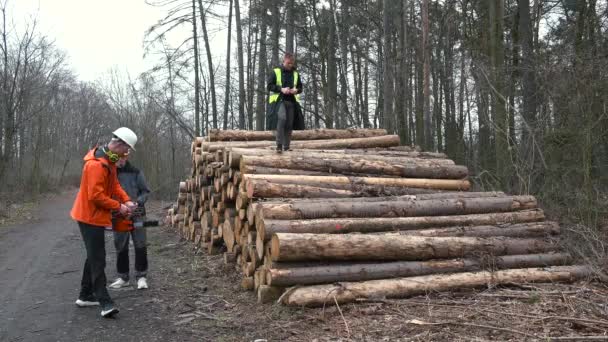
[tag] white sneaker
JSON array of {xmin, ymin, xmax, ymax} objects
[
  {"xmin": 101, "ymin": 304, "xmax": 119, "ymax": 318},
  {"xmin": 109, "ymin": 278, "xmax": 130, "ymax": 289},
  {"xmin": 75, "ymin": 298, "xmax": 100, "ymax": 307},
  {"xmin": 137, "ymin": 277, "xmax": 148, "ymax": 290}
]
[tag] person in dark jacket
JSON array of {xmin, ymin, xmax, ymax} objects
[
  {"xmin": 266, "ymin": 53, "xmax": 304, "ymax": 152},
  {"xmin": 109, "ymin": 156, "xmax": 151, "ymax": 290}
]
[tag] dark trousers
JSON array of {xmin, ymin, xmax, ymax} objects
[
  {"xmin": 113, "ymin": 228, "xmax": 148, "ymax": 281},
  {"xmin": 78, "ymin": 222, "xmax": 112, "ymax": 305},
  {"xmin": 276, "ymin": 100, "xmax": 295, "ymax": 149}
]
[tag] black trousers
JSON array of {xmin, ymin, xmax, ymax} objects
[
  {"xmin": 276, "ymin": 100, "xmax": 296, "ymax": 149},
  {"xmin": 113, "ymin": 228, "xmax": 148, "ymax": 281},
  {"xmin": 78, "ymin": 222, "xmax": 113, "ymax": 306}
]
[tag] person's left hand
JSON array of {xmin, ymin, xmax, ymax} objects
[
  {"xmin": 290, "ymin": 88, "xmax": 298, "ymax": 94},
  {"xmin": 126, "ymin": 201, "xmax": 137, "ymax": 211}
]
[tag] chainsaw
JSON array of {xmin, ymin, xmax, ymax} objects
[{"xmin": 112, "ymin": 204, "xmax": 159, "ymax": 232}]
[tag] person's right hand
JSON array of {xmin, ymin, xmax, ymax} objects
[
  {"xmin": 119, "ymin": 204, "xmax": 131, "ymax": 216},
  {"xmin": 281, "ymin": 87, "xmax": 291, "ymax": 94}
]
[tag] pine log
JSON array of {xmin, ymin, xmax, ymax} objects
[
  {"xmin": 280, "ymin": 265, "xmax": 591, "ymax": 307},
  {"xmin": 242, "ymin": 174, "xmax": 470, "ymax": 191},
  {"xmin": 232, "ymin": 149, "xmax": 453, "ymax": 169},
  {"xmin": 207, "ymin": 128, "xmax": 388, "ymax": 141},
  {"xmin": 223, "ymin": 220, "xmax": 236, "ymax": 251},
  {"xmin": 271, "ymin": 233, "xmax": 556, "ymax": 262},
  {"xmin": 395, "ymin": 221, "xmax": 559, "ymax": 238},
  {"xmin": 247, "ymin": 180, "xmax": 470, "ymax": 199},
  {"xmin": 267, "ymin": 253, "xmax": 572, "ymax": 286},
  {"xmin": 203, "ymin": 135, "xmax": 401, "ymax": 152},
  {"xmin": 241, "ymin": 276, "xmax": 254, "ymax": 290},
  {"xmin": 257, "ymin": 210, "xmax": 545, "ymax": 240},
  {"xmin": 224, "ymin": 252, "xmax": 236, "ymax": 264},
  {"xmin": 248, "ymin": 181, "xmax": 354, "ymax": 199},
  {"xmin": 228, "ymin": 148, "xmax": 448, "ymax": 168},
  {"xmin": 236, "ymin": 192, "xmax": 249, "ymax": 209},
  {"xmin": 239, "ymin": 165, "xmax": 336, "ymax": 176},
  {"xmin": 258, "ymin": 196, "xmax": 537, "ymax": 221},
  {"xmin": 240, "ymin": 155, "xmax": 467, "ymax": 179},
  {"xmin": 257, "ymin": 285, "xmax": 285, "ymax": 304}
]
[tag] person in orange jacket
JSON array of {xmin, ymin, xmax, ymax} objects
[{"xmin": 70, "ymin": 127, "xmax": 138, "ymax": 318}]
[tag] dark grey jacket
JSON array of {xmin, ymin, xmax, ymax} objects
[{"xmin": 117, "ymin": 161, "xmax": 150, "ymax": 205}]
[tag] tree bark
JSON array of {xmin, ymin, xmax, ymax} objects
[
  {"xmin": 240, "ymin": 155, "xmax": 468, "ymax": 179},
  {"xmin": 234, "ymin": 0, "xmax": 246, "ymax": 129},
  {"xmin": 255, "ymin": 1, "xmax": 268, "ymax": 130},
  {"xmin": 243, "ymin": 174, "xmax": 470, "ymax": 191},
  {"xmin": 197, "ymin": 0, "xmax": 218, "ymax": 129},
  {"xmin": 256, "ymin": 195, "xmax": 535, "ymax": 221},
  {"xmin": 280, "ymin": 266, "xmax": 590, "ymax": 306},
  {"xmin": 222, "ymin": 0, "xmax": 233, "ymax": 130},
  {"xmin": 390, "ymin": 221, "xmax": 558, "ymax": 238},
  {"xmin": 202, "ymin": 135, "xmax": 401, "ymax": 152},
  {"xmin": 207, "ymin": 128, "xmax": 388, "ymax": 141},
  {"xmin": 267, "ymin": 253, "xmax": 571, "ymax": 286},
  {"xmin": 271, "ymin": 233, "xmax": 556, "ymax": 262},
  {"xmin": 246, "ymin": 180, "xmax": 445, "ymax": 199},
  {"xmin": 257, "ymin": 209, "xmax": 545, "ymax": 240}
]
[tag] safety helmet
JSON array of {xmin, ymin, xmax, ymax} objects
[{"xmin": 112, "ymin": 127, "xmax": 138, "ymax": 151}]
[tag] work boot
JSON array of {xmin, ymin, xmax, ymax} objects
[{"xmin": 275, "ymin": 145, "xmax": 283, "ymax": 154}]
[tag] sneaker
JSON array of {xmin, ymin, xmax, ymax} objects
[
  {"xmin": 137, "ymin": 277, "xmax": 148, "ymax": 290},
  {"xmin": 275, "ymin": 146, "xmax": 283, "ymax": 154},
  {"xmin": 100, "ymin": 304, "xmax": 119, "ymax": 318},
  {"xmin": 109, "ymin": 278, "xmax": 130, "ymax": 289},
  {"xmin": 75, "ymin": 296, "xmax": 100, "ymax": 307}
]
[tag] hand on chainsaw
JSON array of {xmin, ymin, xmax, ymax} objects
[{"xmin": 119, "ymin": 203, "xmax": 131, "ymax": 216}]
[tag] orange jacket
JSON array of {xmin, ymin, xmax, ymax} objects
[{"xmin": 70, "ymin": 148, "xmax": 131, "ymax": 227}]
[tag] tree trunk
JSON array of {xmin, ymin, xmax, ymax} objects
[
  {"xmin": 228, "ymin": 147, "xmax": 447, "ymax": 167},
  {"xmin": 257, "ymin": 209, "xmax": 545, "ymax": 240},
  {"xmin": 234, "ymin": 0, "xmax": 246, "ymax": 129},
  {"xmin": 203, "ymin": 135, "xmax": 401, "ymax": 152},
  {"xmin": 223, "ymin": 0, "xmax": 233, "ymax": 130},
  {"xmin": 267, "ymin": 253, "xmax": 571, "ymax": 286},
  {"xmin": 284, "ymin": 0, "xmax": 295, "ymax": 53},
  {"xmin": 257, "ymin": 285, "xmax": 285, "ymax": 303},
  {"xmin": 392, "ymin": 221, "xmax": 558, "ymax": 237},
  {"xmin": 256, "ymin": 195, "xmax": 535, "ymax": 220},
  {"xmin": 271, "ymin": 233, "xmax": 556, "ymax": 262},
  {"xmin": 243, "ymin": 174, "xmax": 470, "ymax": 191},
  {"xmin": 192, "ymin": 0, "xmax": 201, "ymax": 136},
  {"xmin": 255, "ymin": 2, "xmax": 268, "ymax": 131},
  {"xmin": 280, "ymin": 266, "xmax": 590, "ymax": 306},
  {"xmin": 197, "ymin": 0, "xmax": 218, "ymax": 129},
  {"xmin": 240, "ymin": 155, "xmax": 468, "ymax": 179},
  {"xmin": 422, "ymin": 0, "xmax": 432, "ymax": 150},
  {"xmin": 207, "ymin": 128, "xmax": 388, "ymax": 141}
]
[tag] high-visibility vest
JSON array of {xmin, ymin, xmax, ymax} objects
[{"xmin": 269, "ymin": 67, "xmax": 300, "ymax": 103}]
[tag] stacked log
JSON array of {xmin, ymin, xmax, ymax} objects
[{"xmin": 166, "ymin": 129, "xmax": 587, "ymax": 307}]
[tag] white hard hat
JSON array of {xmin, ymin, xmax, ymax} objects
[{"xmin": 112, "ymin": 127, "xmax": 138, "ymax": 150}]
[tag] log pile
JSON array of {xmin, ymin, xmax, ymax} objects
[{"xmin": 165, "ymin": 129, "xmax": 588, "ymax": 307}]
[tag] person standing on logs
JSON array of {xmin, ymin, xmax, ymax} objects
[
  {"xmin": 266, "ymin": 52, "xmax": 305, "ymax": 153},
  {"xmin": 70, "ymin": 127, "xmax": 138, "ymax": 318},
  {"xmin": 109, "ymin": 155, "xmax": 151, "ymax": 290}
]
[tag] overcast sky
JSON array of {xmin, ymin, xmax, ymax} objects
[{"xmin": 12, "ymin": 0, "xmax": 227, "ymax": 82}]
